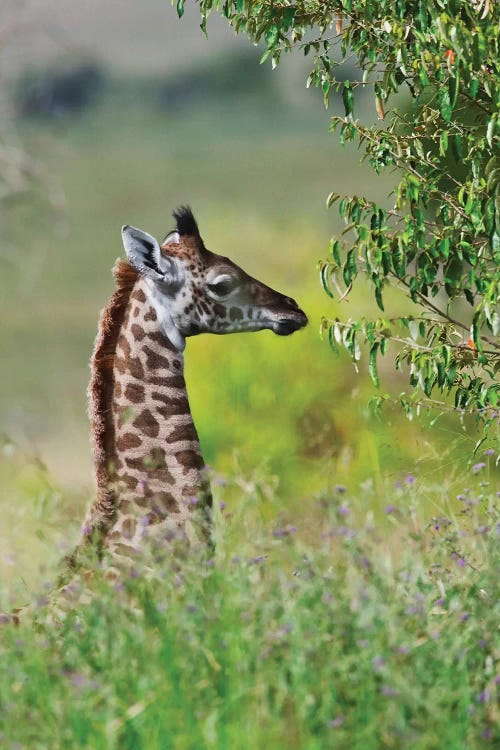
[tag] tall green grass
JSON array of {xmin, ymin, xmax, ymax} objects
[{"xmin": 1, "ymin": 458, "xmax": 498, "ymax": 749}]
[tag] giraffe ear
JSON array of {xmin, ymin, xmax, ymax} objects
[{"xmin": 121, "ymin": 225, "xmax": 180, "ymax": 286}]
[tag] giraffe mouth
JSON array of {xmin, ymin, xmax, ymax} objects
[{"xmin": 270, "ymin": 310, "xmax": 308, "ymax": 336}]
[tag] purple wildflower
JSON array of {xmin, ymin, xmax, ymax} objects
[
  {"xmin": 338, "ymin": 526, "xmax": 356, "ymax": 538},
  {"xmin": 381, "ymin": 685, "xmax": 399, "ymax": 697},
  {"xmin": 435, "ymin": 598, "xmax": 446, "ymax": 607},
  {"xmin": 273, "ymin": 526, "xmax": 292, "ymax": 538},
  {"xmin": 460, "ymin": 612, "xmax": 470, "ymax": 622},
  {"xmin": 248, "ymin": 555, "xmax": 266, "ymax": 566},
  {"xmin": 405, "ymin": 475, "xmax": 416, "ymax": 485},
  {"xmin": 373, "ymin": 655, "xmax": 385, "ymax": 671},
  {"xmin": 335, "ymin": 484, "xmax": 347, "ymax": 494},
  {"xmin": 385, "ymin": 504, "xmax": 397, "ymax": 514},
  {"xmin": 69, "ymin": 672, "xmax": 88, "ymax": 689},
  {"xmin": 328, "ymin": 716, "xmax": 344, "ymax": 728},
  {"xmin": 483, "ymin": 449, "xmax": 496, "ymax": 456},
  {"xmin": 397, "ymin": 645, "xmax": 410, "ymax": 655},
  {"xmin": 476, "ymin": 690, "xmax": 490, "ymax": 704},
  {"xmin": 338, "ymin": 503, "xmax": 350, "ymax": 516},
  {"xmin": 219, "ymin": 501, "xmax": 227, "ymax": 510},
  {"xmin": 472, "ymin": 462, "xmax": 486, "ymax": 473}
]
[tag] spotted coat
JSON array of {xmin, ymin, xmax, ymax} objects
[{"xmin": 73, "ymin": 207, "xmax": 307, "ymax": 569}]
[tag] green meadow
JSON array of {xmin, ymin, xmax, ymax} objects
[{"xmin": 0, "ymin": 20, "xmax": 498, "ymax": 748}]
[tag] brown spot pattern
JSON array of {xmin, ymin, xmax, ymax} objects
[
  {"xmin": 175, "ymin": 449, "xmax": 203, "ymax": 474},
  {"xmin": 166, "ymin": 423, "xmax": 199, "ymax": 443},
  {"xmin": 143, "ymin": 345, "xmax": 171, "ymax": 371},
  {"xmin": 128, "ymin": 356, "xmax": 145, "ymax": 379},
  {"xmin": 131, "ymin": 324, "xmax": 146, "ymax": 341},
  {"xmin": 132, "ymin": 288, "xmax": 146, "ymax": 302},
  {"xmin": 116, "ymin": 432, "xmax": 142, "ymax": 451},
  {"xmin": 124, "ymin": 383, "xmax": 145, "ymax": 403},
  {"xmin": 144, "ymin": 306, "xmax": 157, "ymax": 322},
  {"xmin": 121, "ymin": 517, "xmax": 136, "ymax": 540},
  {"xmin": 133, "ymin": 408, "xmax": 160, "ymax": 438}
]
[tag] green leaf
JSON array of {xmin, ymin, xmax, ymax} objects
[
  {"xmin": 438, "ymin": 88, "xmax": 452, "ymax": 123},
  {"xmin": 176, "ymin": 0, "xmax": 185, "ymax": 18},
  {"xmin": 451, "ymin": 134, "xmax": 463, "ymax": 161},
  {"xmin": 438, "ymin": 238, "xmax": 450, "ymax": 260},
  {"xmin": 469, "ymin": 78, "xmax": 479, "ymax": 99},
  {"xmin": 320, "ymin": 264, "xmax": 334, "ymax": 298},
  {"xmin": 448, "ymin": 72, "xmax": 459, "ymax": 108},
  {"xmin": 330, "ymin": 239, "xmax": 341, "ymax": 265},
  {"xmin": 392, "ymin": 240, "xmax": 406, "ymax": 276},
  {"xmin": 439, "ymin": 131, "xmax": 448, "ymax": 157},
  {"xmin": 343, "ymin": 248, "xmax": 357, "ymax": 286},
  {"xmin": 342, "ymin": 81, "xmax": 354, "ymax": 117},
  {"xmin": 369, "ymin": 342, "xmax": 380, "ymax": 387},
  {"xmin": 486, "ymin": 115, "xmax": 497, "ymax": 148},
  {"xmin": 374, "ymin": 283, "xmax": 384, "ymax": 311},
  {"xmin": 326, "ymin": 192, "xmax": 340, "ymax": 208}
]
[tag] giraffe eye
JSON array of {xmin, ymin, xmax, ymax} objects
[{"xmin": 207, "ymin": 277, "xmax": 235, "ymax": 297}]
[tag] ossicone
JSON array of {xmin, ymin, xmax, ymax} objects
[{"xmin": 173, "ymin": 206, "xmax": 200, "ymax": 238}]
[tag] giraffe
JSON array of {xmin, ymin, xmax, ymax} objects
[{"xmin": 68, "ymin": 206, "xmax": 307, "ymax": 570}]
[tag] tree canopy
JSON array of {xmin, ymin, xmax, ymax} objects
[{"xmin": 178, "ymin": 0, "xmax": 499, "ymax": 436}]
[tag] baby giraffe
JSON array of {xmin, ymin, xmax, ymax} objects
[{"xmin": 72, "ymin": 206, "xmax": 307, "ymax": 568}]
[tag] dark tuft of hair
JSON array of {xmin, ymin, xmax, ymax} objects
[{"xmin": 173, "ymin": 205, "xmax": 200, "ymax": 237}]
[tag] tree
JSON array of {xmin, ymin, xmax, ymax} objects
[{"xmin": 177, "ymin": 0, "xmax": 499, "ymax": 435}]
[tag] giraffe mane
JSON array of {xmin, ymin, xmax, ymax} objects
[{"xmin": 87, "ymin": 258, "xmax": 139, "ymax": 531}]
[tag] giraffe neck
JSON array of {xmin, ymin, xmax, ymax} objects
[{"xmin": 109, "ymin": 277, "xmax": 207, "ymax": 541}]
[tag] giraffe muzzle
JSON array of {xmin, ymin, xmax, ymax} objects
[{"xmin": 272, "ymin": 308, "xmax": 308, "ymax": 336}]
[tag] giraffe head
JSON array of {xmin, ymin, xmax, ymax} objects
[{"xmin": 121, "ymin": 206, "xmax": 307, "ymax": 352}]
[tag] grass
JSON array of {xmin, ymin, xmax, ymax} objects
[{"xmin": 0, "ymin": 458, "xmax": 498, "ymax": 749}]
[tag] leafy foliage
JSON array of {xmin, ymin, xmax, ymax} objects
[{"xmin": 184, "ymin": 0, "xmax": 500, "ymax": 430}]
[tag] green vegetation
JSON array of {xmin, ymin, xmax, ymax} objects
[
  {"xmin": 1, "ymin": 11, "xmax": 499, "ymax": 748},
  {"xmin": 190, "ymin": 0, "xmax": 500, "ymax": 428},
  {"xmin": 2, "ymin": 70, "xmax": 492, "ymax": 592},
  {"xmin": 1, "ymin": 459, "xmax": 498, "ymax": 748}
]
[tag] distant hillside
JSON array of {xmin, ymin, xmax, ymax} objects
[{"xmin": 4, "ymin": 0, "xmax": 238, "ymax": 75}]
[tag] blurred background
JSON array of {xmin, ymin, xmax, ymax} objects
[{"xmin": 0, "ymin": 0, "xmax": 480, "ymax": 592}]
